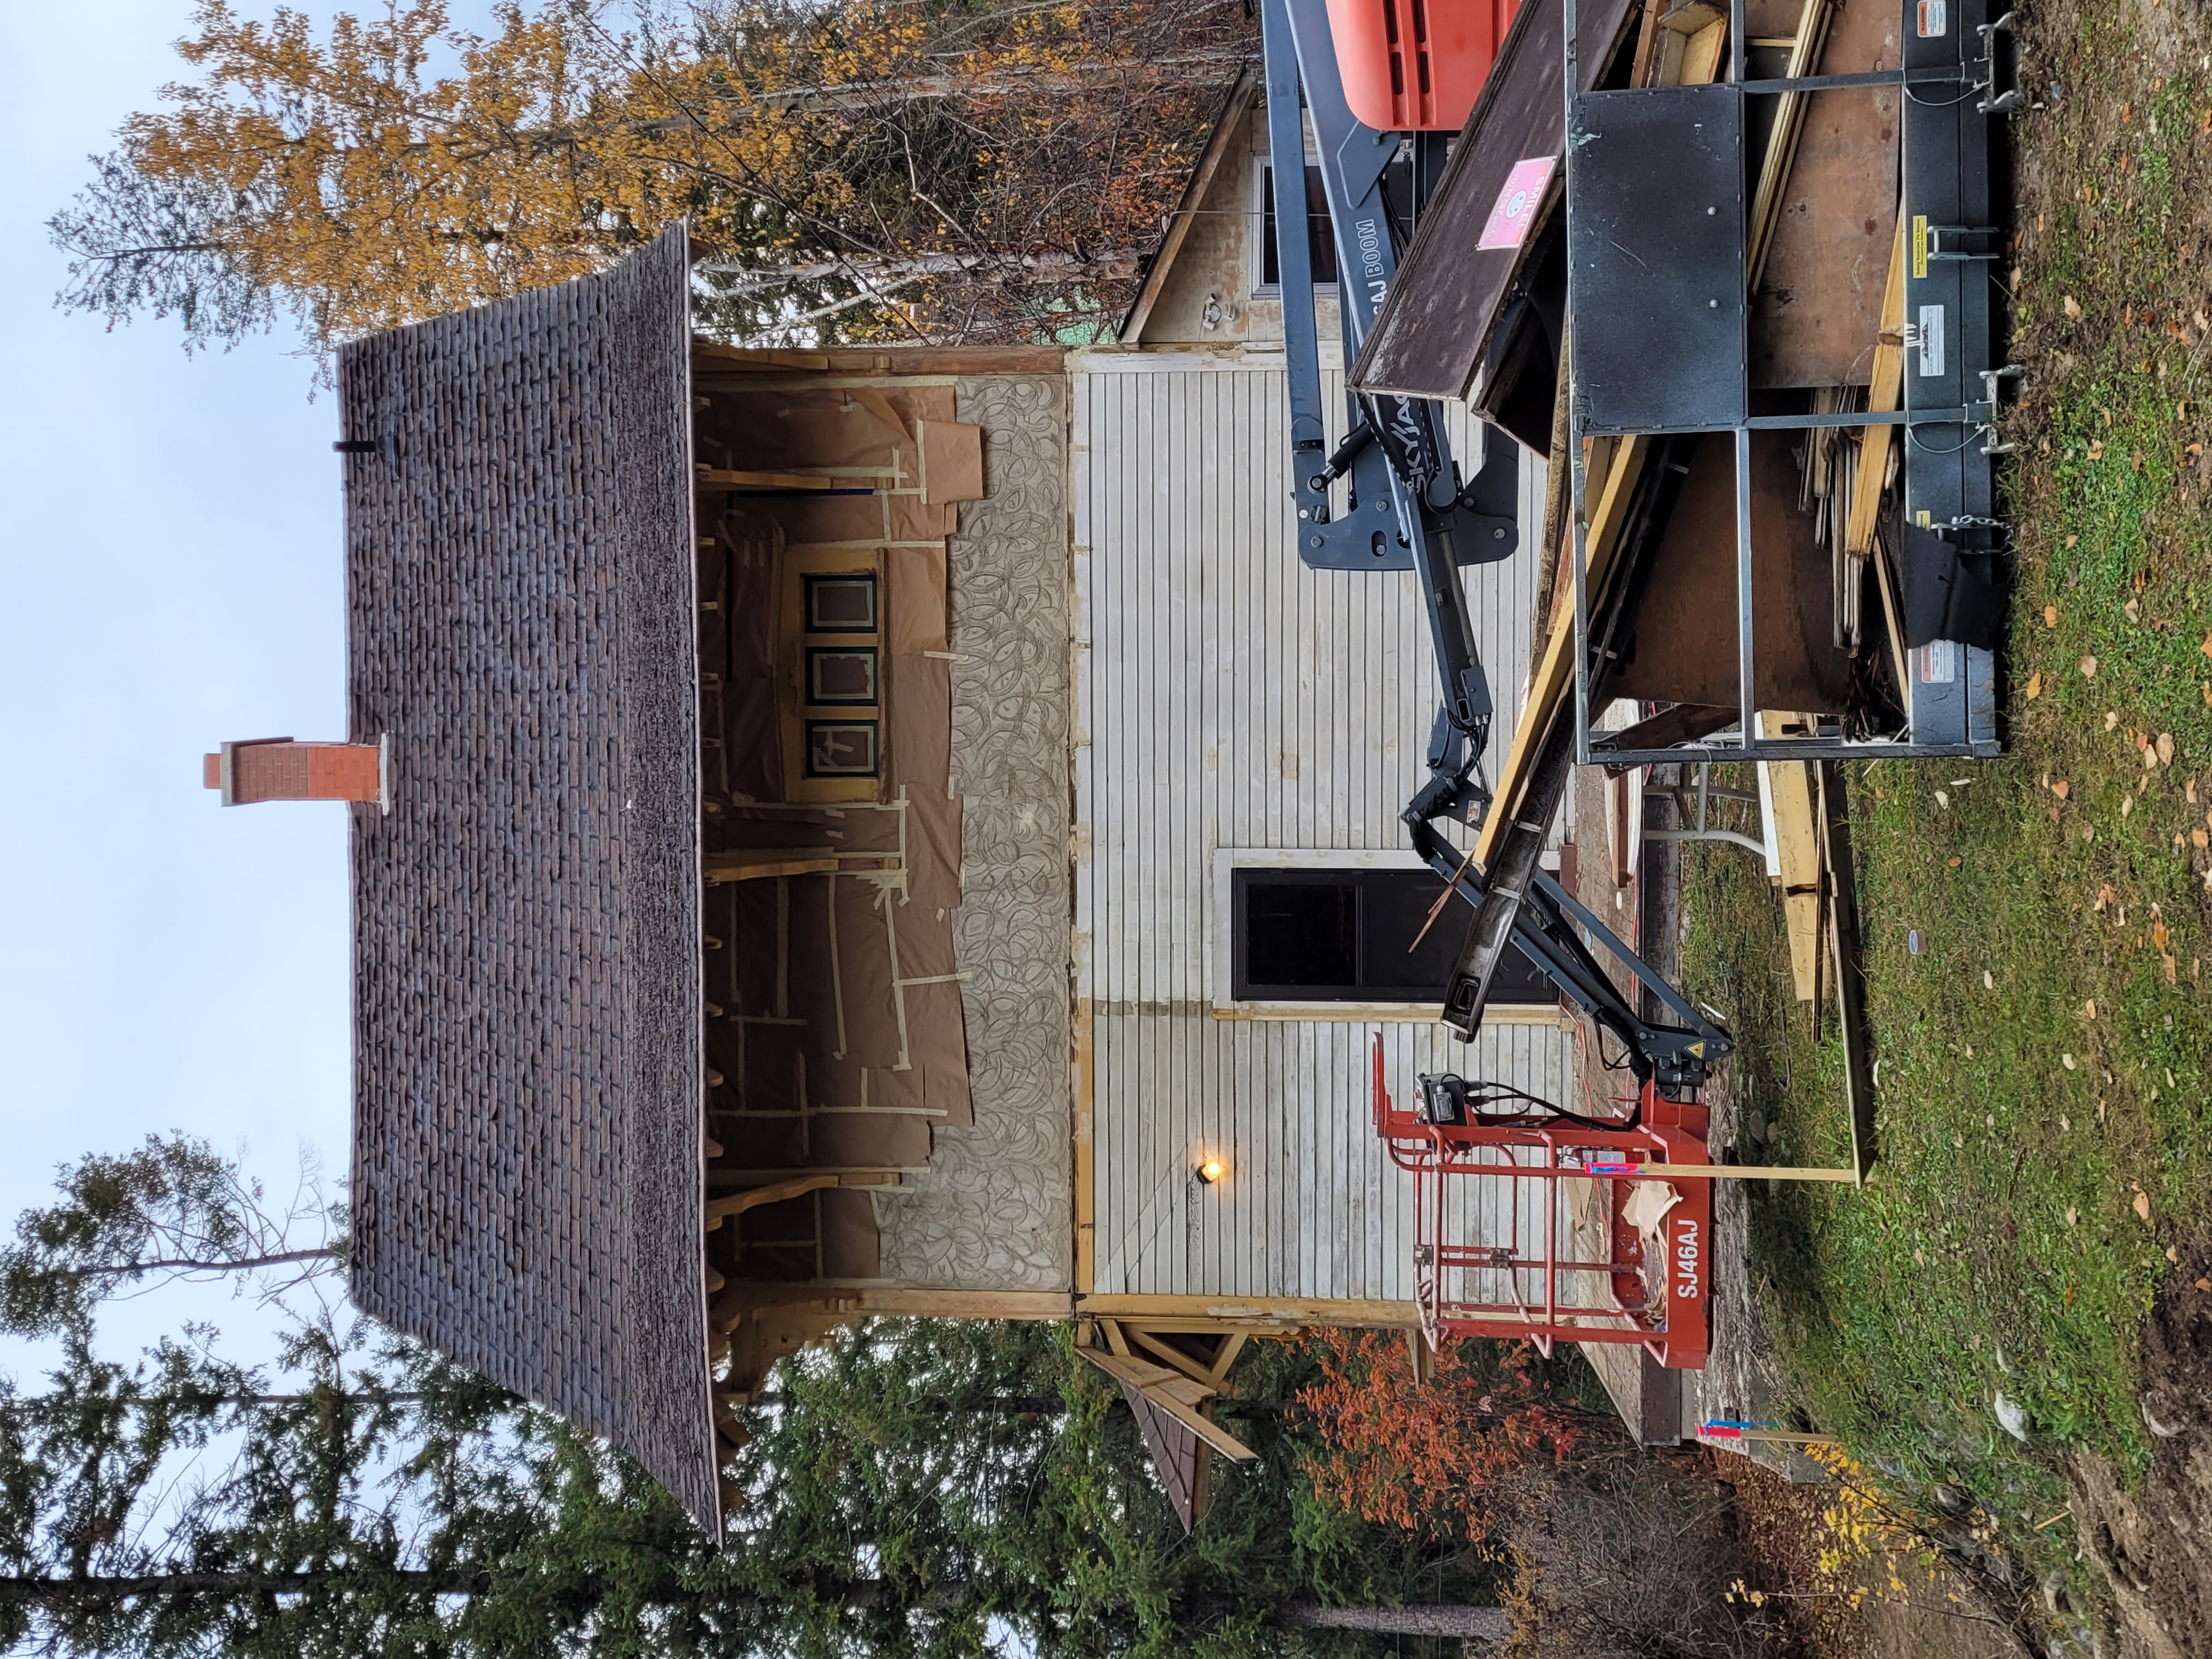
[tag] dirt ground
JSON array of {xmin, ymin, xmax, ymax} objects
[
  {"xmin": 1730, "ymin": 1457, "xmax": 2022, "ymax": 1659},
  {"xmin": 2064, "ymin": 1232, "xmax": 2212, "ymax": 1659}
]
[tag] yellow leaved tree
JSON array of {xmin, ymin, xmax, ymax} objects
[{"xmin": 51, "ymin": 0, "xmax": 1252, "ymax": 360}]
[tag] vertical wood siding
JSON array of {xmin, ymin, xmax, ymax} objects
[{"xmin": 1073, "ymin": 354, "xmax": 1573, "ymax": 1301}]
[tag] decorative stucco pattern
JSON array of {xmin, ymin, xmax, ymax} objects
[{"xmin": 876, "ymin": 374, "xmax": 1074, "ymax": 1293}]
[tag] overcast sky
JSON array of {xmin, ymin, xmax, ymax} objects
[{"xmin": 0, "ymin": 0, "xmax": 371, "ymax": 1367}]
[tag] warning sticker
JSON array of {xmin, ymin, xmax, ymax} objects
[
  {"xmin": 1917, "ymin": 303, "xmax": 1946, "ymax": 377},
  {"xmin": 1477, "ymin": 156, "xmax": 1559, "ymax": 251},
  {"xmin": 1917, "ymin": 0, "xmax": 1948, "ymax": 35},
  {"xmin": 1916, "ymin": 641, "xmax": 1959, "ymax": 685},
  {"xmin": 1912, "ymin": 213, "xmax": 1929, "ymax": 279}
]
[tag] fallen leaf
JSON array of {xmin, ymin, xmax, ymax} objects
[
  {"xmin": 2097, "ymin": 884, "xmax": 2114, "ymax": 910},
  {"xmin": 2126, "ymin": 597, "xmax": 2142, "ymax": 622},
  {"xmin": 2134, "ymin": 450, "xmax": 2145, "ymax": 471},
  {"xmin": 2027, "ymin": 671, "xmax": 2044, "ymax": 699},
  {"xmin": 2166, "ymin": 953, "xmax": 2179, "ymax": 984},
  {"xmin": 2124, "ymin": 796, "xmax": 2135, "ymax": 817},
  {"xmin": 2062, "ymin": 1114, "xmax": 2072, "ymax": 1131},
  {"xmin": 2053, "ymin": 780, "xmax": 2071, "ymax": 799},
  {"xmin": 2085, "ymin": 1000, "xmax": 2097, "ymax": 1019},
  {"xmin": 2198, "ymin": 1278, "xmax": 2212, "ymax": 1293},
  {"xmin": 2154, "ymin": 918, "xmax": 2171, "ymax": 950},
  {"xmin": 2080, "ymin": 655, "xmax": 2100, "ymax": 679},
  {"xmin": 2068, "ymin": 534, "xmax": 2081, "ymax": 549},
  {"xmin": 2064, "ymin": 295, "xmax": 2083, "ymax": 318},
  {"xmin": 2063, "ymin": 1053, "xmax": 2078, "ymax": 1070},
  {"xmin": 2203, "ymin": 631, "xmax": 2212, "ymax": 661},
  {"xmin": 2135, "ymin": 1190, "xmax": 2154, "ymax": 1223},
  {"xmin": 2088, "ymin": 440, "xmax": 2106, "ymax": 460},
  {"xmin": 1984, "ymin": 969, "xmax": 1995, "ymax": 988},
  {"xmin": 2194, "ymin": 827, "xmax": 2208, "ymax": 849},
  {"xmin": 2158, "ymin": 732, "xmax": 2176, "ymax": 764},
  {"xmin": 2066, "ymin": 1207, "xmax": 2079, "ymax": 1226},
  {"xmin": 1948, "ymin": 856, "xmax": 1963, "ymax": 867},
  {"xmin": 1915, "ymin": 1248, "xmax": 1927, "ymax": 1266},
  {"xmin": 2107, "ymin": 710, "xmax": 2120, "ymax": 729},
  {"xmin": 1936, "ymin": 789, "xmax": 1951, "ymax": 809},
  {"xmin": 2044, "ymin": 603, "xmax": 2060, "ymax": 628}
]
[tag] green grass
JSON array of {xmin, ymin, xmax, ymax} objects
[{"xmin": 1678, "ymin": 0, "xmax": 2212, "ymax": 1624}]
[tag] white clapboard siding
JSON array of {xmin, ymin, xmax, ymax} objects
[{"xmin": 1073, "ymin": 351, "xmax": 1577, "ymax": 1302}]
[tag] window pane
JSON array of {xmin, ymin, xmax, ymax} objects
[
  {"xmin": 1243, "ymin": 879, "xmax": 1357, "ymax": 989},
  {"xmin": 804, "ymin": 573, "xmax": 878, "ymax": 633},
  {"xmin": 806, "ymin": 647, "xmax": 878, "ymax": 706},
  {"xmin": 804, "ymin": 720, "xmax": 879, "ymax": 777},
  {"xmin": 1259, "ymin": 166, "xmax": 1340, "ymax": 287},
  {"xmin": 1358, "ymin": 869, "xmax": 1554, "ymax": 1003}
]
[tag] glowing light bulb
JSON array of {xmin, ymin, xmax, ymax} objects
[{"xmin": 1198, "ymin": 1158, "xmax": 1226, "ymax": 1184}]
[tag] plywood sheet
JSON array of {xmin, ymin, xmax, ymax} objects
[
  {"xmin": 1748, "ymin": 0, "xmax": 1904, "ymax": 388},
  {"xmin": 1349, "ymin": 0, "xmax": 1642, "ymax": 399},
  {"xmin": 1605, "ymin": 432, "xmax": 1857, "ymax": 713}
]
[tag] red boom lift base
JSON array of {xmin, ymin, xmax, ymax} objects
[{"xmin": 1372, "ymin": 1037, "xmax": 1713, "ymax": 1369}]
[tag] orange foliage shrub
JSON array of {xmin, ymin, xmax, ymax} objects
[{"xmin": 1297, "ymin": 1330, "xmax": 1587, "ymax": 1541}]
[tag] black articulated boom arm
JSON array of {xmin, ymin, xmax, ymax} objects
[{"xmin": 1263, "ymin": 0, "xmax": 1730, "ymax": 1100}]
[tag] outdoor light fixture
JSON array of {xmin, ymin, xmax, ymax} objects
[{"xmin": 1196, "ymin": 1158, "xmax": 1227, "ymax": 1185}]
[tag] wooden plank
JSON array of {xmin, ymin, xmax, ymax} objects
[
  {"xmin": 1205, "ymin": 1331, "xmax": 1249, "ymax": 1387},
  {"xmin": 1074, "ymin": 1348, "xmax": 1256, "ymax": 1460},
  {"xmin": 1758, "ymin": 714, "xmax": 1823, "ymax": 1003},
  {"xmin": 1816, "ymin": 759, "xmax": 1878, "ymax": 1181},
  {"xmin": 1125, "ymin": 1325, "xmax": 1221, "ymax": 1389},
  {"xmin": 704, "ymin": 1174, "xmax": 839, "ymax": 1225},
  {"xmin": 693, "ymin": 341, "xmax": 1065, "ymax": 376},
  {"xmin": 1076, "ymin": 1293, "xmax": 1419, "ymax": 1327},
  {"xmin": 1473, "ymin": 437, "xmax": 1647, "ymax": 869},
  {"xmin": 1618, "ymin": 1163, "xmax": 1860, "ymax": 1182},
  {"xmin": 1744, "ymin": 0, "xmax": 1836, "ymax": 287},
  {"xmin": 1349, "ymin": 0, "xmax": 1645, "ymax": 399},
  {"xmin": 1844, "ymin": 208, "xmax": 1910, "ymax": 557},
  {"xmin": 1118, "ymin": 67, "xmax": 1260, "ymax": 346}
]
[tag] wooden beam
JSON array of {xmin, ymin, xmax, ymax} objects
[
  {"xmin": 1124, "ymin": 1326, "xmax": 1226, "ymax": 1391},
  {"xmin": 1074, "ymin": 1348, "xmax": 1257, "ymax": 1461},
  {"xmin": 1474, "ymin": 437, "xmax": 1650, "ymax": 870},
  {"xmin": 692, "ymin": 341, "xmax": 1066, "ymax": 376},
  {"xmin": 705, "ymin": 1173, "xmax": 841, "ymax": 1225},
  {"xmin": 1613, "ymin": 1163, "xmax": 1860, "ymax": 1182},
  {"xmin": 1204, "ymin": 1332, "xmax": 1249, "ymax": 1388},
  {"xmin": 1746, "ymin": 0, "xmax": 1838, "ymax": 288},
  {"xmin": 1118, "ymin": 66, "xmax": 1261, "ymax": 346},
  {"xmin": 1758, "ymin": 714, "xmax": 1823, "ymax": 1003},
  {"xmin": 1844, "ymin": 207, "xmax": 1910, "ymax": 559},
  {"xmin": 1077, "ymin": 1293, "xmax": 1420, "ymax": 1329},
  {"xmin": 1100, "ymin": 1318, "xmax": 1131, "ymax": 1358}
]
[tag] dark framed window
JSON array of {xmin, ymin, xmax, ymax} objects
[
  {"xmin": 804, "ymin": 719, "xmax": 879, "ymax": 778},
  {"xmin": 1231, "ymin": 867, "xmax": 1556, "ymax": 1004},
  {"xmin": 803, "ymin": 573, "xmax": 878, "ymax": 633},
  {"xmin": 805, "ymin": 646, "xmax": 879, "ymax": 705},
  {"xmin": 1259, "ymin": 160, "xmax": 1417, "ymax": 289}
]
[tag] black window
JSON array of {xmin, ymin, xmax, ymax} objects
[
  {"xmin": 1261, "ymin": 164, "xmax": 1339, "ymax": 286},
  {"xmin": 1260, "ymin": 160, "xmax": 1418, "ymax": 289},
  {"xmin": 1231, "ymin": 867, "xmax": 1556, "ymax": 1004}
]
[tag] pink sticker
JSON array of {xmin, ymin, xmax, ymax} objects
[{"xmin": 1477, "ymin": 156, "xmax": 1558, "ymax": 252}]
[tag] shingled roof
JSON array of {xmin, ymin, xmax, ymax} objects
[{"xmin": 337, "ymin": 227, "xmax": 718, "ymax": 1533}]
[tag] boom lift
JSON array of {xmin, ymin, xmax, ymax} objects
[{"xmin": 1263, "ymin": 0, "xmax": 1734, "ymax": 1358}]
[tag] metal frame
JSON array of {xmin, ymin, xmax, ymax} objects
[
  {"xmin": 1559, "ymin": 0, "xmax": 2011, "ymax": 766},
  {"xmin": 1372, "ymin": 1039, "xmax": 1713, "ymax": 1368}
]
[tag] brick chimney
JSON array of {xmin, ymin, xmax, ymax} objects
[{"xmin": 204, "ymin": 737, "xmax": 388, "ymax": 811}]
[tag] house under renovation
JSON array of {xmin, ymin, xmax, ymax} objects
[{"xmin": 205, "ymin": 192, "xmax": 1602, "ymax": 1533}]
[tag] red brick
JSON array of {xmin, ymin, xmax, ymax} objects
[{"xmin": 222, "ymin": 741, "xmax": 382, "ymax": 804}]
